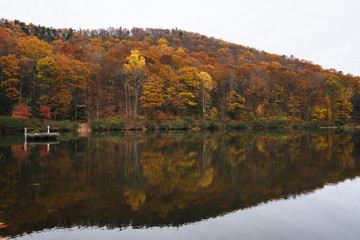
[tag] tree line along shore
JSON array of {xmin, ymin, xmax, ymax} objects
[{"xmin": 1, "ymin": 19, "xmax": 360, "ymax": 130}]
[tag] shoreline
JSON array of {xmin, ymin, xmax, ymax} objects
[{"xmin": 1, "ymin": 116, "xmax": 360, "ymax": 134}]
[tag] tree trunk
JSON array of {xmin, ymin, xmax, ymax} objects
[
  {"xmin": 75, "ymin": 97, "xmax": 78, "ymax": 120},
  {"xmin": 306, "ymin": 103, "xmax": 310, "ymax": 121},
  {"xmin": 202, "ymin": 92, "xmax": 206, "ymax": 120},
  {"xmin": 221, "ymin": 98, "xmax": 225, "ymax": 125},
  {"xmin": 1, "ymin": 65, "xmax": 4, "ymax": 93},
  {"xmin": 20, "ymin": 76, "xmax": 23, "ymax": 98},
  {"xmin": 32, "ymin": 66, "xmax": 36, "ymax": 100},
  {"xmin": 96, "ymin": 96, "xmax": 99, "ymax": 121},
  {"xmin": 124, "ymin": 80, "xmax": 128, "ymax": 118},
  {"xmin": 134, "ymin": 87, "xmax": 139, "ymax": 118}
]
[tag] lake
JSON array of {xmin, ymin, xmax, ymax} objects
[{"xmin": 1, "ymin": 130, "xmax": 360, "ymax": 239}]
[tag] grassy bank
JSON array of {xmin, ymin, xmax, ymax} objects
[{"xmin": 0, "ymin": 116, "xmax": 79, "ymax": 133}]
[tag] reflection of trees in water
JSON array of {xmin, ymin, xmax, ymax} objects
[{"xmin": 0, "ymin": 131, "xmax": 360, "ymax": 237}]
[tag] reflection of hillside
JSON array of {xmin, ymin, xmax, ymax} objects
[{"xmin": 0, "ymin": 131, "xmax": 360, "ymax": 238}]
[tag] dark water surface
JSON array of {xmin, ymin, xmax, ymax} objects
[{"xmin": 1, "ymin": 130, "xmax": 360, "ymax": 239}]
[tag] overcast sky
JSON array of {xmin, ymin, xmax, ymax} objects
[{"xmin": 1, "ymin": 0, "xmax": 360, "ymax": 76}]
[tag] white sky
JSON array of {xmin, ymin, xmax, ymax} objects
[{"xmin": 1, "ymin": 0, "xmax": 360, "ymax": 76}]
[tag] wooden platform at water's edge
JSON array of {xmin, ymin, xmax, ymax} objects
[{"xmin": 26, "ymin": 133, "xmax": 60, "ymax": 140}]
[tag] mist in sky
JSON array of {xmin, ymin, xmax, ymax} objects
[{"xmin": 1, "ymin": 0, "xmax": 359, "ymax": 75}]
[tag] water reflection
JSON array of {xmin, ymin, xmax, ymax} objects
[{"xmin": 0, "ymin": 130, "xmax": 360, "ymax": 238}]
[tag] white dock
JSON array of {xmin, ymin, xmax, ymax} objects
[{"xmin": 25, "ymin": 126, "xmax": 60, "ymax": 140}]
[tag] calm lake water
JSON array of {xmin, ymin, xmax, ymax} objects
[{"xmin": 1, "ymin": 130, "xmax": 360, "ymax": 239}]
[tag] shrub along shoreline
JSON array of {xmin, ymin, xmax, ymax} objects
[
  {"xmin": 0, "ymin": 116, "xmax": 357, "ymax": 134},
  {"xmin": 89, "ymin": 117, "xmax": 356, "ymax": 132}
]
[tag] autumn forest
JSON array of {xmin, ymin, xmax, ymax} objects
[{"xmin": 1, "ymin": 18, "xmax": 360, "ymax": 125}]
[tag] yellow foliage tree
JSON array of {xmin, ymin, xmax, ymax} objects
[
  {"xmin": 37, "ymin": 55, "xmax": 69, "ymax": 118},
  {"xmin": 0, "ymin": 55, "xmax": 20, "ymax": 103},
  {"xmin": 312, "ymin": 96, "xmax": 331, "ymax": 121},
  {"xmin": 140, "ymin": 74, "xmax": 165, "ymax": 114},
  {"xmin": 156, "ymin": 65, "xmax": 181, "ymax": 115},
  {"xmin": 124, "ymin": 50, "xmax": 146, "ymax": 118},
  {"xmin": 37, "ymin": 54, "xmax": 90, "ymax": 119},
  {"xmin": 324, "ymin": 74, "xmax": 353, "ymax": 121},
  {"xmin": 199, "ymin": 71, "xmax": 213, "ymax": 119},
  {"xmin": 177, "ymin": 67, "xmax": 200, "ymax": 112},
  {"xmin": 15, "ymin": 37, "xmax": 53, "ymax": 61},
  {"xmin": 227, "ymin": 90, "xmax": 245, "ymax": 119}
]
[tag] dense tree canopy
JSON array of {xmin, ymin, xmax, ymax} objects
[{"xmin": 1, "ymin": 18, "xmax": 360, "ymax": 122}]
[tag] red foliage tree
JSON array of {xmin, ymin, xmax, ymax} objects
[
  {"xmin": 11, "ymin": 102, "xmax": 32, "ymax": 119},
  {"xmin": 40, "ymin": 105, "xmax": 51, "ymax": 119}
]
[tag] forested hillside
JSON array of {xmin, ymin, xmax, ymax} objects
[{"xmin": 1, "ymin": 18, "xmax": 359, "ymax": 123}]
